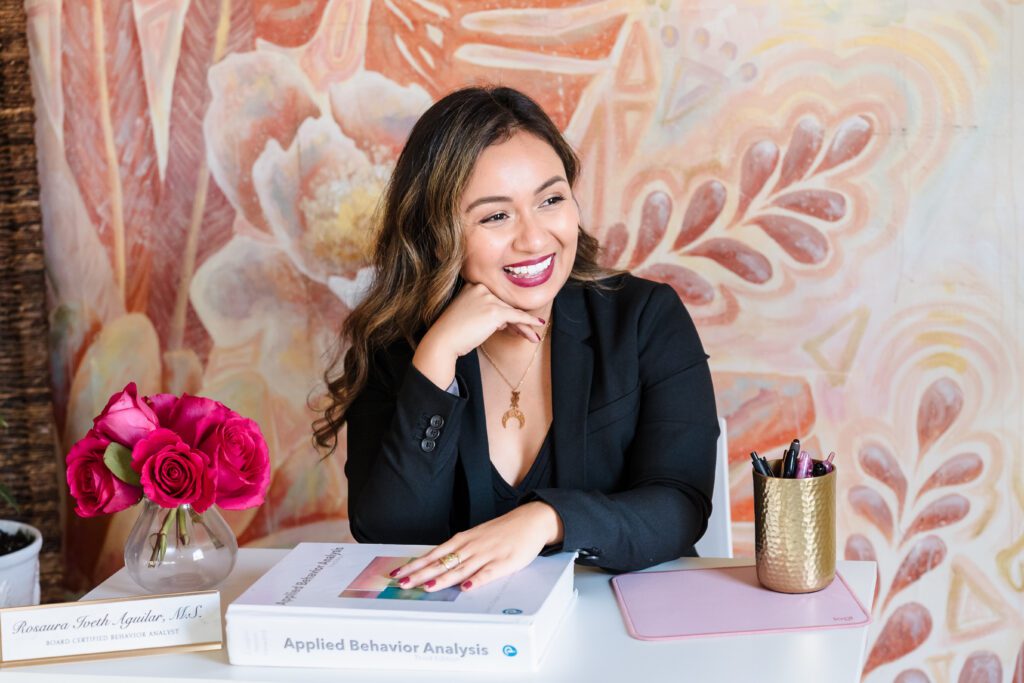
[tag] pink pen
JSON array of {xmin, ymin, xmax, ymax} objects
[
  {"xmin": 824, "ymin": 451, "xmax": 836, "ymax": 473},
  {"xmin": 795, "ymin": 450, "xmax": 812, "ymax": 478}
]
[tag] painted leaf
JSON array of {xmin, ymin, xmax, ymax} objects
[
  {"xmin": 916, "ymin": 377, "xmax": 964, "ymax": 456},
  {"xmin": 273, "ymin": 0, "xmax": 369, "ymax": 91},
  {"xmin": 773, "ymin": 116, "xmax": 824, "ymax": 192},
  {"xmin": 673, "ymin": 180, "xmax": 726, "ymax": 250},
  {"xmin": 748, "ymin": 215, "xmax": 829, "ymax": 264},
  {"xmin": 863, "ymin": 602, "xmax": 932, "ymax": 675},
  {"xmin": 771, "ymin": 189, "xmax": 846, "ymax": 222},
  {"xmin": 62, "ymin": 0, "xmax": 161, "ymax": 307},
  {"xmin": 132, "ymin": 0, "xmax": 191, "ymax": 181},
  {"xmin": 163, "ymin": 348, "xmax": 204, "ymax": 396},
  {"xmin": 732, "ymin": 140, "xmax": 778, "ymax": 221},
  {"xmin": 919, "ymin": 452, "xmax": 983, "ymax": 498},
  {"xmin": 814, "ymin": 114, "xmax": 873, "ymax": 174},
  {"xmin": 844, "ymin": 534, "xmax": 876, "ymax": 562},
  {"xmin": 204, "ymin": 51, "xmax": 320, "ymax": 233},
  {"xmin": 844, "ymin": 532, "xmax": 880, "ymax": 606},
  {"xmin": 254, "ymin": 0, "xmax": 330, "ymax": 47},
  {"xmin": 628, "ymin": 190, "xmax": 672, "ymax": 268},
  {"xmin": 859, "ymin": 442, "xmax": 908, "ymax": 516},
  {"xmin": 903, "ymin": 494, "xmax": 970, "ymax": 543},
  {"xmin": 365, "ymin": 0, "xmax": 627, "ymax": 129},
  {"xmin": 958, "ymin": 651, "xmax": 1003, "ymax": 683},
  {"xmin": 63, "ymin": 313, "xmax": 162, "ymax": 448},
  {"xmin": 896, "ymin": 669, "xmax": 931, "ymax": 683},
  {"xmin": 848, "ymin": 485, "xmax": 894, "ymax": 540},
  {"xmin": 147, "ymin": 0, "xmax": 254, "ymax": 359},
  {"xmin": 600, "ymin": 222, "xmax": 628, "ymax": 267},
  {"xmin": 48, "ymin": 303, "xmax": 103, "ymax": 431},
  {"xmin": 26, "ymin": 0, "xmax": 64, "ymax": 140},
  {"xmin": 885, "ymin": 536, "xmax": 946, "ymax": 611},
  {"xmin": 636, "ymin": 264, "xmax": 714, "ymax": 306},
  {"xmin": 687, "ymin": 238, "xmax": 772, "ymax": 283}
]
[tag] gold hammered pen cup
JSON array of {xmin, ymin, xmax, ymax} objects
[{"xmin": 753, "ymin": 461, "xmax": 836, "ymax": 593}]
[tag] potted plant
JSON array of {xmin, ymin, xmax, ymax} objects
[{"xmin": 0, "ymin": 416, "xmax": 43, "ymax": 607}]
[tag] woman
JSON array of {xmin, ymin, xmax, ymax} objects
[{"xmin": 314, "ymin": 86, "xmax": 719, "ymax": 593}]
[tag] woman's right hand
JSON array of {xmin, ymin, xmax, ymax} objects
[{"xmin": 412, "ymin": 283, "xmax": 545, "ymax": 389}]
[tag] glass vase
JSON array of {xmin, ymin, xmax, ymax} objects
[{"xmin": 123, "ymin": 498, "xmax": 238, "ymax": 593}]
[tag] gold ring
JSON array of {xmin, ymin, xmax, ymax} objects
[{"xmin": 439, "ymin": 552, "xmax": 461, "ymax": 570}]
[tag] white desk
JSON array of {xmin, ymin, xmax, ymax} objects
[{"xmin": 4, "ymin": 550, "xmax": 876, "ymax": 682}]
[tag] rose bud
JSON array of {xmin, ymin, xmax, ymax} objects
[{"xmin": 93, "ymin": 382, "xmax": 159, "ymax": 448}]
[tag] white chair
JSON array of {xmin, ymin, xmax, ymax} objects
[{"xmin": 694, "ymin": 417, "xmax": 733, "ymax": 558}]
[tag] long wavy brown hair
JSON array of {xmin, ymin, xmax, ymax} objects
[{"xmin": 313, "ymin": 86, "xmax": 617, "ymax": 455}]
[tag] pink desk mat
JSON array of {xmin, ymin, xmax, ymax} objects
[{"xmin": 611, "ymin": 565, "xmax": 871, "ymax": 641}]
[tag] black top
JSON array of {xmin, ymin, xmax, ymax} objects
[
  {"xmin": 492, "ymin": 430, "xmax": 554, "ymax": 517},
  {"xmin": 344, "ymin": 274, "xmax": 720, "ymax": 572}
]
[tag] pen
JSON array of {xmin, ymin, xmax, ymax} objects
[
  {"xmin": 795, "ymin": 450, "xmax": 812, "ymax": 479},
  {"xmin": 750, "ymin": 452, "xmax": 771, "ymax": 477},
  {"xmin": 758, "ymin": 454, "xmax": 775, "ymax": 477},
  {"xmin": 823, "ymin": 451, "xmax": 836, "ymax": 473},
  {"xmin": 782, "ymin": 439, "xmax": 800, "ymax": 478}
]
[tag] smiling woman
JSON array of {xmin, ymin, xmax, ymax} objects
[{"xmin": 314, "ymin": 86, "xmax": 720, "ymax": 593}]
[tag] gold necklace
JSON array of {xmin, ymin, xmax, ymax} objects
[{"xmin": 478, "ymin": 323, "xmax": 550, "ymax": 429}]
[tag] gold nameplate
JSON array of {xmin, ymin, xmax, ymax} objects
[{"xmin": 0, "ymin": 590, "xmax": 222, "ymax": 666}]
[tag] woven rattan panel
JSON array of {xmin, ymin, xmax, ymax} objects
[{"xmin": 0, "ymin": 0, "xmax": 62, "ymax": 602}]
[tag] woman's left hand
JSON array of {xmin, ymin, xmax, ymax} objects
[{"xmin": 390, "ymin": 502, "xmax": 564, "ymax": 592}]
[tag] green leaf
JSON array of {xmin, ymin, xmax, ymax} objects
[
  {"xmin": 0, "ymin": 481, "xmax": 19, "ymax": 514},
  {"xmin": 103, "ymin": 443, "xmax": 141, "ymax": 487}
]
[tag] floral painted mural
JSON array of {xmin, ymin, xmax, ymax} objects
[{"xmin": 26, "ymin": 0, "xmax": 1023, "ymax": 679}]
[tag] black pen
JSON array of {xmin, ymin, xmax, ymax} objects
[
  {"xmin": 782, "ymin": 439, "xmax": 800, "ymax": 478},
  {"xmin": 750, "ymin": 452, "xmax": 771, "ymax": 477},
  {"xmin": 758, "ymin": 454, "xmax": 774, "ymax": 477}
]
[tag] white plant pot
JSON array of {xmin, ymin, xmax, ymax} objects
[{"xmin": 0, "ymin": 521, "xmax": 42, "ymax": 607}]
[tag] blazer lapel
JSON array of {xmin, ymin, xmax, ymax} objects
[
  {"xmin": 551, "ymin": 283, "xmax": 593, "ymax": 490},
  {"xmin": 455, "ymin": 350, "xmax": 496, "ymax": 526}
]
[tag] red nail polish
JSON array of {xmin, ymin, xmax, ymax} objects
[
  {"xmin": 425, "ymin": 580, "xmax": 436, "ymax": 588},
  {"xmin": 462, "ymin": 581, "xmax": 473, "ymax": 590},
  {"xmin": 389, "ymin": 568, "xmax": 400, "ymax": 577},
  {"xmin": 398, "ymin": 577, "xmax": 409, "ymax": 586},
  {"xmin": 538, "ymin": 318, "xmax": 546, "ymax": 324}
]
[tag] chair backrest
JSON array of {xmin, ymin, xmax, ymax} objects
[{"xmin": 694, "ymin": 417, "xmax": 733, "ymax": 558}]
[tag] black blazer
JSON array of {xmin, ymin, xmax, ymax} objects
[{"xmin": 344, "ymin": 274, "xmax": 719, "ymax": 572}]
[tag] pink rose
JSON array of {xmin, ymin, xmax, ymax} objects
[
  {"xmin": 132, "ymin": 428, "xmax": 216, "ymax": 512},
  {"xmin": 200, "ymin": 416, "xmax": 271, "ymax": 510},
  {"xmin": 66, "ymin": 430, "xmax": 142, "ymax": 517},
  {"xmin": 93, "ymin": 382, "xmax": 159, "ymax": 447},
  {"xmin": 146, "ymin": 393, "xmax": 231, "ymax": 449}
]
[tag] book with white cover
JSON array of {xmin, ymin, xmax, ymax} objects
[{"xmin": 225, "ymin": 543, "xmax": 577, "ymax": 672}]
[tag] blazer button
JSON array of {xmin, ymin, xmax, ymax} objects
[
  {"xmin": 420, "ymin": 438, "xmax": 437, "ymax": 452},
  {"xmin": 429, "ymin": 415, "xmax": 444, "ymax": 428},
  {"xmin": 425, "ymin": 427, "xmax": 441, "ymax": 439}
]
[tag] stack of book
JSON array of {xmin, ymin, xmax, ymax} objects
[{"xmin": 226, "ymin": 543, "xmax": 577, "ymax": 672}]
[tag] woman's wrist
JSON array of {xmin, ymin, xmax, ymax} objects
[
  {"xmin": 522, "ymin": 501, "xmax": 564, "ymax": 546},
  {"xmin": 412, "ymin": 330, "xmax": 459, "ymax": 390}
]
